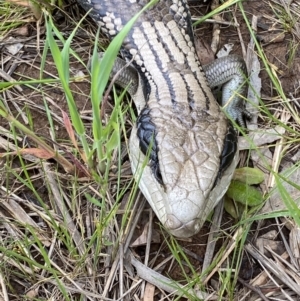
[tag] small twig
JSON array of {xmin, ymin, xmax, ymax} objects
[
  {"xmin": 42, "ymin": 163, "xmax": 93, "ymax": 275},
  {"xmin": 181, "ymin": 247, "xmax": 203, "ymax": 263},
  {"xmin": 6, "ymin": 90, "xmax": 28, "ymax": 124},
  {"xmin": 0, "ymin": 271, "xmax": 9, "ymax": 301},
  {"xmin": 119, "ymin": 243, "xmax": 124, "ymax": 298},
  {"xmin": 140, "ymin": 209, "xmax": 153, "ymax": 298},
  {"xmin": 267, "ymin": 110, "xmax": 290, "ymax": 189},
  {"xmin": 102, "ymin": 252, "xmax": 120, "ymax": 297},
  {"xmin": 233, "ymin": 13, "xmax": 246, "ymax": 58},
  {"xmin": 210, "ymin": 0, "xmax": 221, "ymax": 54},
  {"xmin": 203, "ymin": 227, "xmax": 244, "ymax": 285},
  {"xmin": 129, "ymin": 251, "xmax": 210, "ymax": 300},
  {"xmin": 191, "ymin": 17, "xmax": 239, "ymax": 27},
  {"xmin": 103, "ymin": 193, "xmax": 146, "ymax": 298},
  {"xmin": 237, "ymin": 277, "xmax": 270, "ymax": 301},
  {"xmin": 45, "ymin": 279, "xmax": 115, "ymax": 300},
  {"xmin": 116, "ymin": 278, "xmax": 143, "ymax": 301},
  {"xmin": 245, "ymin": 244, "xmax": 300, "ymax": 295},
  {"xmin": 290, "ymin": 93, "xmax": 300, "ymax": 110},
  {"xmin": 202, "ymin": 199, "xmax": 223, "ymax": 273},
  {"xmin": 0, "ymin": 69, "xmax": 23, "ymax": 92},
  {"xmin": 124, "ymin": 192, "xmax": 146, "ymax": 252},
  {"xmin": 0, "ymin": 186, "xmax": 50, "ymax": 246}
]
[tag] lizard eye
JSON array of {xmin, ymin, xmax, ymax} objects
[{"xmin": 219, "ymin": 123, "xmax": 238, "ymax": 177}]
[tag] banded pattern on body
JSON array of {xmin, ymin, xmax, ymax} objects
[{"xmin": 79, "ymin": 0, "xmax": 239, "ymax": 237}]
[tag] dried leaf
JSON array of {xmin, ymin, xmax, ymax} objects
[
  {"xmin": 62, "ymin": 110, "xmax": 78, "ymax": 150},
  {"xmin": 62, "ymin": 111, "xmax": 88, "ymax": 164},
  {"xmin": 238, "ymin": 126, "xmax": 285, "ymax": 150},
  {"xmin": 17, "ymin": 147, "xmax": 54, "ymax": 159},
  {"xmin": 195, "ymin": 38, "xmax": 215, "ymax": 65},
  {"xmin": 143, "ymin": 283, "xmax": 155, "ymax": 301},
  {"xmin": 131, "ymin": 222, "xmax": 160, "ymax": 247},
  {"xmin": 26, "ymin": 287, "xmax": 39, "ymax": 298}
]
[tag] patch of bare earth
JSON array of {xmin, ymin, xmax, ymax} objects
[{"xmin": 0, "ymin": 0, "xmax": 300, "ymax": 300}]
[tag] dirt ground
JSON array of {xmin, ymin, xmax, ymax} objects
[{"xmin": 0, "ymin": 0, "xmax": 300, "ymax": 300}]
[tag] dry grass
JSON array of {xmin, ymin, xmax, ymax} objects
[{"xmin": 0, "ymin": 0, "xmax": 300, "ymax": 300}]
